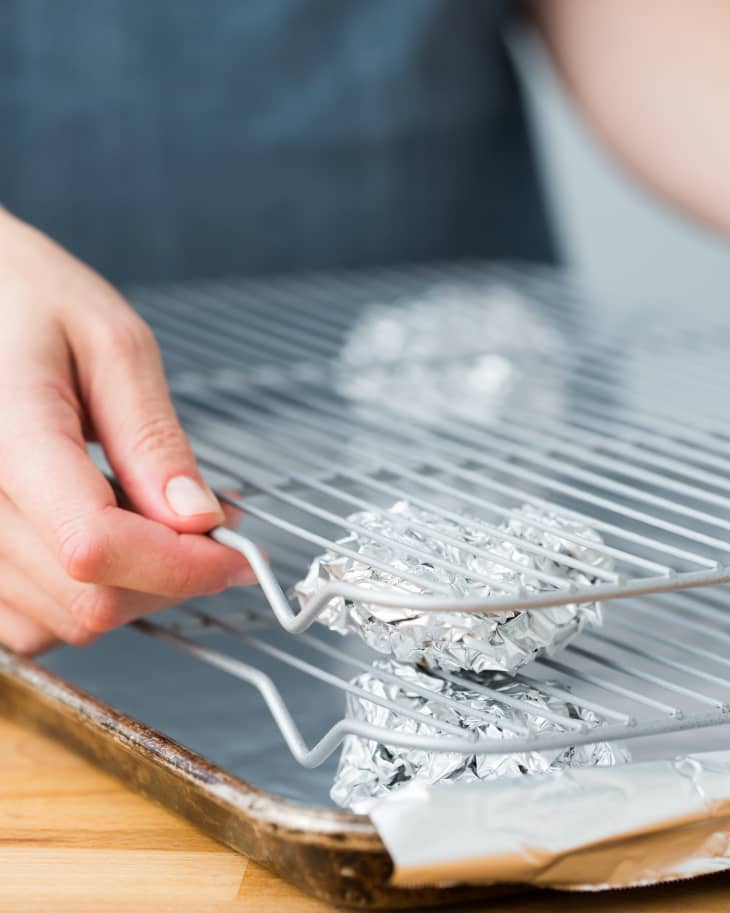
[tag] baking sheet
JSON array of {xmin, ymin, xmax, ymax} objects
[
  {"xmin": 35, "ymin": 263, "xmax": 730, "ymax": 813},
  {"xmin": 41, "ymin": 621, "xmax": 343, "ymax": 807}
]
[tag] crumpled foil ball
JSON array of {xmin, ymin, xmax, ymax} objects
[
  {"xmin": 336, "ymin": 281, "xmax": 566, "ymax": 426},
  {"xmin": 294, "ymin": 501, "xmax": 612, "ymax": 674},
  {"xmin": 331, "ymin": 659, "xmax": 629, "ymax": 810}
]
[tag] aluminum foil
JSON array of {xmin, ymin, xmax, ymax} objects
[
  {"xmin": 294, "ymin": 500, "xmax": 612, "ymax": 674},
  {"xmin": 370, "ymin": 752, "xmax": 730, "ymax": 890},
  {"xmin": 336, "ymin": 281, "xmax": 566, "ymax": 426},
  {"xmin": 331, "ymin": 659, "xmax": 628, "ymax": 810}
]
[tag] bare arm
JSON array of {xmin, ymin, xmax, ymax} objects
[{"xmin": 535, "ymin": 0, "xmax": 730, "ymax": 235}]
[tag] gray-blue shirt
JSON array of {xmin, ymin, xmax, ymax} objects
[{"xmin": 1, "ymin": 0, "xmax": 554, "ymax": 283}]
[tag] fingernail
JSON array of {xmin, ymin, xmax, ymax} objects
[
  {"xmin": 228, "ymin": 566, "xmax": 257, "ymax": 587},
  {"xmin": 165, "ymin": 476, "xmax": 221, "ymax": 517}
]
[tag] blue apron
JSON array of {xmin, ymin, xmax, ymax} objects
[{"xmin": 0, "ymin": 0, "xmax": 554, "ymax": 283}]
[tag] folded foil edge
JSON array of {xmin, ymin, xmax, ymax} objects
[{"xmin": 367, "ymin": 752, "xmax": 730, "ymax": 891}]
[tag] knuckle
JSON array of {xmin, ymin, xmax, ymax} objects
[
  {"xmin": 59, "ymin": 620, "xmax": 97, "ymax": 647},
  {"xmin": 129, "ymin": 413, "xmax": 188, "ymax": 460},
  {"xmin": 67, "ymin": 585, "xmax": 122, "ymax": 633},
  {"xmin": 162, "ymin": 555, "xmax": 196, "ymax": 598},
  {"xmin": 199, "ymin": 564, "xmax": 236, "ymax": 599},
  {"xmin": 157, "ymin": 549, "xmax": 220, "ymax": 599},
  {"xmin": 56, "ymin": 516, "xmax": 110, "ymax": 583},
  {"xmin": 204, "ymin": 569, "xmax": 233, "ymax": 597},
  {"xmin": 95, "ymin": 311, "xmax": 159, "ymax": 363}
]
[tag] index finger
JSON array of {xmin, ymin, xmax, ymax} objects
[{"xmin": 0, "ymin": 364, "xmax": 255, "ymax": 597}]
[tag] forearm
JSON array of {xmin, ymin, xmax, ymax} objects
[{"xmin": 536, "ymin": 0, "xmax": 730, "ymax": 235}]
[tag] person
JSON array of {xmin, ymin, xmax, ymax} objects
[{"xmin": 1, "ymin": 0, "xmax": 728, "ymax": 654}]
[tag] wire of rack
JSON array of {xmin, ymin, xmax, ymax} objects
[
  {"xmin": 123, "ymin": 264, "xmax": 730, "ymax": 765},
  {"xmin": 133, "ymin": 584, "xmax": 730, "ymax": 767},
  {"xmin": 129, "ymin": 267, "xmax": 730, "ymax": 622}
]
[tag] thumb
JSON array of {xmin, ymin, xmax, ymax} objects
[{"xmin": 70, "ymin": 310, "xmax": 224, "ymax": 533}]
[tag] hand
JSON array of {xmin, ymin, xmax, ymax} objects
[{"xmin": 0, "ymin": 209, "xmax": 256, "ymax": 654}]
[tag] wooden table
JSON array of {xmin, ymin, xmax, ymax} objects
[{"xmin": 2, "ymin": 714, "xmax": 730, "ymax": 913}]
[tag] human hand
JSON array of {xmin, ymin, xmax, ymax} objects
[{"xmin": 0, "ymin": 209, "xmax": 255, "ymax": 653}]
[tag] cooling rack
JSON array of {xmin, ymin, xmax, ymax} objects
[
  {"xmin": 131, "ymin": 262, "xmax": 730, "ymax": 624},
  {"xmin": 133, "ymin": 581, "xmax": 730, "ymax": 768},
  {"xmin": 120, "ymin": 263, "xmax": 730, "ymax": 765}
]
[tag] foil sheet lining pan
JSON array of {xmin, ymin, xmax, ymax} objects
[
  {"xmin": 331, "ymin": 659, "xmax": 628, "ymax": 810},
  {"xmin": 295, "ymin": 500, "xmax": 611, "ymax": 674},
  {"xmin": 368, "ymin": 751, "xmax": 730, "ymax": 890},
  {"xmin": 335, "ymin": 281, "xmax": 566, "ymax": 426}
]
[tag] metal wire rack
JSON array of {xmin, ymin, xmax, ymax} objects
[
  {"xmin": 132, "ymin": 581, "xmax": 730, "ymax": 768},
  {"xmin": 124, "ymin": 263, "xmax": 730, "ymax": 765},
  {"xmin": 132, "ymin": 263, "xmax": 730, "ymax": 622}
]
